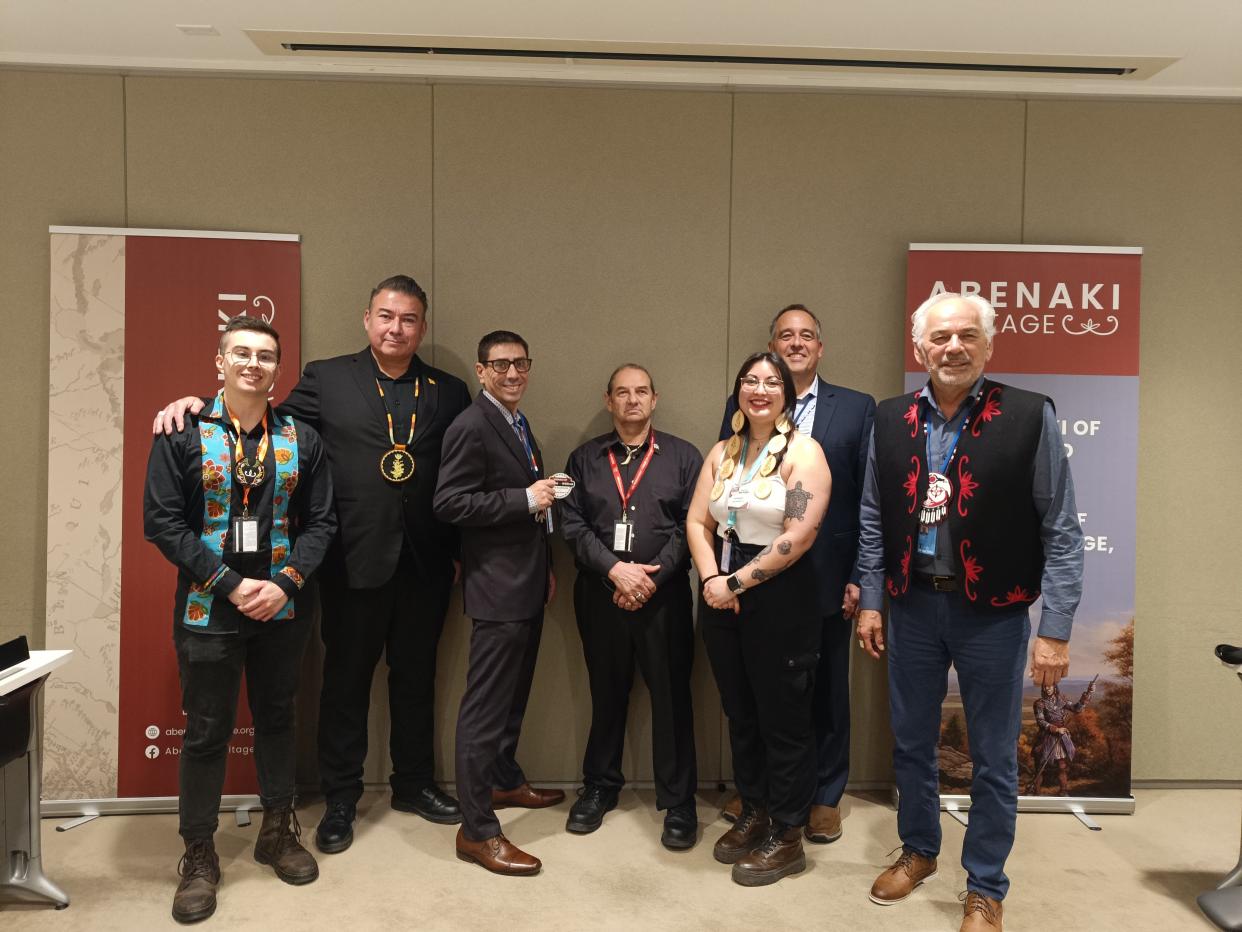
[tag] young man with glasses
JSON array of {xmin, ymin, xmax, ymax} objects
[
  {"xmin": 433, "ymin": 330, "xmax": 564, "ymax": 875},
  {"xmin": 144, "ymin": 316, "xmax": 336, "ymax": 923}
]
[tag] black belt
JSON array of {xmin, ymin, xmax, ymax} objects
[{"xmin": 914, "ymin": 573, "xmax": 958, "ymax": 592}]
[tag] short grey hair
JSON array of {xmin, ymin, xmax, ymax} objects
[
  {"xmin": 769, "ymin": 304, "xmax": 822, "ymax": 341},
  {"xmin": 910, "ymin": 292, "xmax": 996, "ymax": 344}
]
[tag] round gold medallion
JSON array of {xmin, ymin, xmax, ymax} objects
[
  {"xmin": 767, "ymin": 434, "xmax": 788, "ymax": 455},
  {"xmin": 724, "ymin": 434, "xmax": 741, "ymax": 458},
  {"xmin": 758, "ymin": 455, "xmax": 777, "ymax": 478},
  {"xmin": 731, "ymin": 410, "xmax": 746, "ymax": 433},
  {"xmin": 380, "ymin": 448, "xmax": 415, "ymax": 482},
  {"xmin": 718, "ymin": 458, "xmax": 736, "ymax": 480},
  {"xmin": 753, "ymin": 479, "xmax": 772, "ymax": 499},
  {"xmin": 710, "ymin": 480, "xmax": 725, "ymax": 501}
]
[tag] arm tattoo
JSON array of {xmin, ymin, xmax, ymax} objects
[
  {"xmin": 777, "ymin": 540, "xmax": 792, "ymax": 555},
  {"xmin": 784, "ymin": 481, "xmax": 812, "ymax": 521},
  {"xmin": 750, "ymin": 561, "xmax": 791, "ymax": 583}
]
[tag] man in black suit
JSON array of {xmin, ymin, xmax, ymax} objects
[
  {"xmin": 718, "ymin": 304, "xmax": 876, "ymax": 844},
  {"xmin": 434, "ymin": 330, "xmax": 565, "ymax": 876},
  {"xmin": 155, "ymin": 276, "xmax": 471, "ymax": 853}
]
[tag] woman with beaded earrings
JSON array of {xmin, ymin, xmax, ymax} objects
[{"xmin": 686, "ymin": 350, "xmax": 832, "ymax": 887}]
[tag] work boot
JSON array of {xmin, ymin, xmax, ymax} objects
[
  {"xmin": 869, "ymin": 846, "xmax": 938, "ymax": 904},
  {"xmin": 960, "ymin": 891, "xmax": 1004, "ymax": 931},
  {"xmin": 253, "ymin": 806, "xmax": 319, "ymax": 885},
  {"xmin": 804, "ymin": 803, "xmax": 842, "ymax": 844},
  {"xmin": 731, "ymin": 822, "xmax": 806, "ymax": 886},
  {"xmin": 172, "ymin": 837, "xmax": 220, "ymax": 924},
  {"xmin": 720, "ymin": 793, "xmax": 741, "ymax": 822},
  {"xmin": 712, "ymin": 801, "xmax": 769, "ymax": 864},
  {"xmin": 566, "ymin": 784, "xmax": 620, "ymax": 834}
]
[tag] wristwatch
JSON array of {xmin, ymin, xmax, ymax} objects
[{"xmin": 727, "ymin": 574, "xmax": 746, "ymax": 596}]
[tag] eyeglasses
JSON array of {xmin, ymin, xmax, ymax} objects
[
  {"xmin": 483, "ymin": 357, "xmax": 533, "ymax": 374},
  {"xmin": 225, "ymin": 348, "xmax": 279, "ymax": 369},
  {"xmin": 740, "ymin": 376, "xmax": 784, "ymax": 391}
]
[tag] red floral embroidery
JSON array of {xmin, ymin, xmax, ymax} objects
[
  {"xmin": 991, "ymin": 585, "xmax": 1036, "ymax": 607},
  {"xmin": 886, "ymin": 536, "xmax": 913, "ymax": 597},
  {"xmin": 903, "ymin": 456, "xmax": 921, "ymax": 514},
  {"xmin": 186, "ymin": 603, "xmax": 207, "ymax": 621},
  {"xmin": 956, "ymin": 455, "xmax": 978, "ymax": 518},
  {"xmin": 970, "ymin": 386, "xmax": 1003, "ymax": 438},
  {"xmin": 903, "ymin": 397, "xmax": 920, "ymax": 438},
  {"xmin": 959, "ymin": 539, "xmax": 983, "ymax": 602},
  {"xmin": 202, "ymin": 459, "xmax": 226, "ymax": 491},
  {"xmin": 282, "ymin": 424, "xmax": 297, "ymax": 443}
]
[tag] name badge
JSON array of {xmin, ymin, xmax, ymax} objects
[
  {"xmin": 720, "ymin": 538, "xmax": 733, "ymax": 573},
  {"xmin": 727, "ymin": 490, "xmax": 749, "ymax": 510},
  {"xmin": 231, "ymin": 516, "xmax": 260, "ymax": 553},
  {"xmin": 916, "ymin": 524, "xmax": 937, "ymax": 557},
  {"xmin": 612, "ymin": 520, "xmax": 634, "ymax": 553}
]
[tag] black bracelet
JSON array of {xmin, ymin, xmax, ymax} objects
[{"xmin": 700, "ymin": 573, "xmax": 722, "ymax": 592}]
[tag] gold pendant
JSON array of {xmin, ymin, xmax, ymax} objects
[
  {"xmin": 754, "ymin": 479, "xmax": 772, "ymax": 499},
  {"xmin": 718, "ymin": 458, "xmax": 736, "ymax": 480},
  {"xmin": 710, "ymin": 480, "xmax": 725, "ymax": 501},
  {"xmin": 724, "ymin": 434, "xmax": 741, "ymax": 458},
  {"xmin": 767, "ymin": 434, "xmax": 788, "ymax": 455},
  {"xmin": 776, "ymin": 415, "xmax": 792, "ymax": 434},
  {"xmin": 235, "ymin": 458, "xmax": 266, "ymax": 487},
  {"xmin": 758, "ymin": 455, "xmax": 777, "ymax": 478},
  {"xmin": 731, "ymin": 410, "xmax": 746, "ymax": 433},
  {"xmin": 380, "ymin": 448, "xmax": 415, "ymax": 482}
]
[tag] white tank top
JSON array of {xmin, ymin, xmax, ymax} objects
[{"xmin": 708, "ymin": 447, "xmax": 788, "ymax": 546}]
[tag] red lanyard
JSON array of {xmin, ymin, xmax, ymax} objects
[{"xmin": 607, "ymin": 430, "xmax": 656, "ymax": 518}]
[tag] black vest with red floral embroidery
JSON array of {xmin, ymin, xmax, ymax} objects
[{"xmin": 874, "ymin": 379, "xmax": 1046, "ymax": 613}]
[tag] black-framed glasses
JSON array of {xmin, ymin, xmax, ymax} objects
[{"xmin": 483, "ymin": 357, "xmax": 533, "ymax": 374}]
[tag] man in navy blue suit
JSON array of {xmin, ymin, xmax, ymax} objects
[{"xmin": 718, "ymin": 304, "xmax": 875, "ymax": 844}]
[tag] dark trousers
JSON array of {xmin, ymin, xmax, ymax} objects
[
  {"xmin": 317, "ymin": 546, "xmax": 452, "ymax": 805},
  {"xmin": 888, "ymin": 583, "xmax": 1030, "ymax": 901},
  {"xmin": 701, "ymin": 552, "xmax": 819, "ymax": 828},
  {"xmin": 811, "ymin": 610, "xmax": 853, "ymax": 806},
  {"xmin": 175, "ymin": 615, "xmax": 310, "ymax": 840},
  {"xmin": 455, "ymin": 614, "xmax": 543, "ymax": 840},
  {"xmin": 573, "ymin": 572, "xmax": 696, "ymax": 810}
]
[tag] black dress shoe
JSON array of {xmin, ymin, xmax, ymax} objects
[
  {"xmin": 392, "ymin": 785, "xmax": 463, "ymax": 825},
  {"xmin": 315, "ymin": 801, "xmax": 355, "ymax": 854},
  {"xmin": 565, "ymin": 785, "xmax": 619, "ymax": 834},
  {"xmin": 661, "ymin": 800, "xmax": 698, "ymax": 850}
]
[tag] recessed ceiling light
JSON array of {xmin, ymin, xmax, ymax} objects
[{"xmin": 176, "ymin": 25, "xmax": 220, "ymax": 37}]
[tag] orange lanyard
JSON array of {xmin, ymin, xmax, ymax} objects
[{"xmin": 223, "ymin": 401, "xmax": 269, "ymax": 517}]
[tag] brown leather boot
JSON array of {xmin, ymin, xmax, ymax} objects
[
  {"xmin": 712, "ymin": 802, "xmax": 769, "ymax": 864},
  {"xmin": 804, "ymin": 803, "xmax": 842, "ymax": 844},
  {"xmin": 960, "ymin": 891, "xmax": 1004, "ymax": 931},
  {"xmin": 172, "ymin": 837, "xmax": 220, "ymax": 924},
  {"xmin": 869, "ymin": 846, "xmax": 938, "ymax": 904},
  {"xmin": 721, "ymin": 793, "xmax": 741, "ymax": 823},
  {"xmin": 731, "ymin": 823, "xmax": 806, "ymax": 886},
  {"xmin": 254, "ymin": 806, "xmax": 319, "ymax": 885}
]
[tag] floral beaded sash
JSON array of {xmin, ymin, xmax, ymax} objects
[{"xmin": 182, "ymin": 392, "xmax": 299, "ymax": 628}]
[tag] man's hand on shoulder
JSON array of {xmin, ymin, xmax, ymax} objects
[
  {"xmin": 1030, "ymin": 635, "xmax": 1070, "ymax": 687},
  {"xmin": 153, "ymin": 396, "xmax": 206, "ymax": 435}
]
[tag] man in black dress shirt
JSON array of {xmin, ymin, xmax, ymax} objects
[
  {"xmin": 560, "ymin": 364, "xmax": 703, "ymax": 849},
  {"xmin": 145, "ymin": 316, "xmax": 336, "ymax": 924}
]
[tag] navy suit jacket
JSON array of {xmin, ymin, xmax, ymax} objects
[
  {"xmin": 434, "ymin": 393, "xmax": 550, "ymax": 621},
  {"xmin": 719, "ymin": 376, "xmax": 876, "ymax": 616}
]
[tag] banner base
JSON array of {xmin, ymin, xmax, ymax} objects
[{"xmin": 41, "ymin": 795, "xmax": 261, "ymax": 818}]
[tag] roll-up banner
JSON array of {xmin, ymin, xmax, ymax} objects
[
  {"xmin": 44, "ymin": 227, "xmax": 300, "ymax": 811},
  {"xmin": 906, "ymin": 244, "xmax": 1138, "ymax": 814}
]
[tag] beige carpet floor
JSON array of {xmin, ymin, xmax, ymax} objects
[{"xmin": 2, "ymin": 788, "xmax": 1235, "ymax": 930}]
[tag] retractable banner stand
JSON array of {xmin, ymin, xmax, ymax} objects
[
  {"xmin": 44, "ymin": 227, "xmax": 300, "ymax": 811},
  {"xmin": 905, "ymin": 244, "xmax": 1139, "ymax": 815}
]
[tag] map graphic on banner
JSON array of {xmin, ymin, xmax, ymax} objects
[
  {"xmin": 905, "ymin": 245, "xmax": 1139, "ymax": 803},
  {"xmin": 45, "ymin": 227, "xmax": 300, "ymax": 803}
]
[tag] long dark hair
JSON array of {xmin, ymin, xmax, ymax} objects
[{"xmin": 730, "ymin": 351, "xmax": 796, "ymax": 430}]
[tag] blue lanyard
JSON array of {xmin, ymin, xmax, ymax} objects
[
  {"xmin": 924, "ymin": 404, "xmax": 971, "ymax": 477},
  {"xmin": 725, "ymin": 435, "xmax": 778, "ymax": 532},
  {"xmin": 793, "ymin": 393, "xmax": 814, "ymax": 431}
]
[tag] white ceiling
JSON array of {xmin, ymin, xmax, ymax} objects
[{"xmin": 3, "ymin": 1, "xmax": 1241, "ymax": 99}]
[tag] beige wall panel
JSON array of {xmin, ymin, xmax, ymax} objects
[
  {"xmin": 1024, "ymin": 100, "xmax": 1242, "ymax": 781},
  {"xmin": 0, "ymin": 71, "xmax": 126, "ymax": 650},
  {"xmin": 730, "ymin": 93, "xmax": 1026, "ymax": 784},
  {"xmin": 125, "ymin": 76, "xmax": 434, "ymax": 788},
  {"xmin": 433, "ymin": 84, "xmax": 733, "ymax": 783}
]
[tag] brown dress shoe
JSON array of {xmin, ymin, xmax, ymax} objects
[
  {"xmin": 721, "ymin": 793, "xmax": 741, "ymax": 823},
  {"xmin": 960, "ymin": 891, "xmax": 1004, "ymax": 931},
  {"xmin": 804, "ymin": 804, "xmax": 842, "ymax": 844},
  {"xmin": 455, "ymin": 828, "xmax": 542, "ymax": 876},
  {"xmin": 172, "ymin": 837, "xmax": 220, "ymax": 924},
  {"xmin": 869, "ymin": 846, "xmax": 938, "ymax": 904},
  {"xmin": 492, "ymin": 782, "xmax": 566, "ymax": 809},
  {"xmin": 731, "ymin": 824, "xmax": 806, "ymax": 887},
  {"xmin": 713, "ymin": 802, "xmax": 769, "ymax": 864},
  {"xmin": 253, "ymin": 806, "xmax": 319, "ymax": 885}
]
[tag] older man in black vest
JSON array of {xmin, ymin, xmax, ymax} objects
[{"xmin": 855, "ymin": 293, "xmax": 1083, "ymax": 932}]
